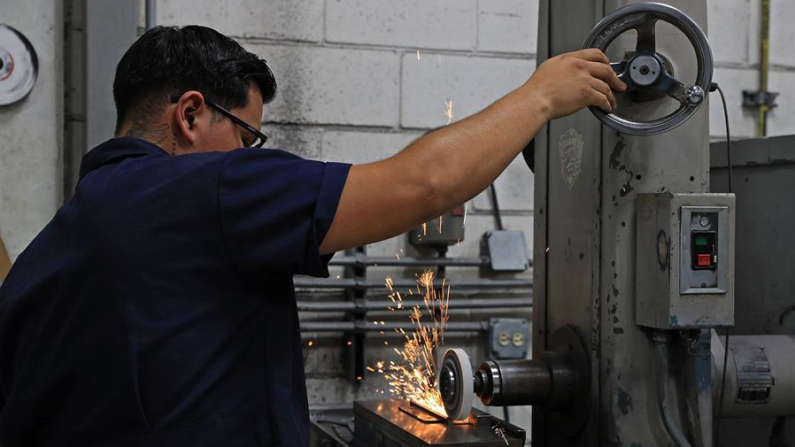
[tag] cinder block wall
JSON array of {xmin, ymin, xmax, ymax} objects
[{"xmin": 708, "ymin": 0, "xmax": 795, "ymax": 138}]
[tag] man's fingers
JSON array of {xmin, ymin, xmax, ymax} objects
[
  {"xmin": 590, "ymin": 78, "xmax": 617, "ymax": 111},
  {"xmin": 591, "ymin": 89, "xmax": 612, "ymax": 113},
  {"xmin": 577, "ymin": 48, "xmax": 610, "ymax": 64},
  {"xmin": 586, "ymin": 61, "xmax": 627, "ymax": 91}
]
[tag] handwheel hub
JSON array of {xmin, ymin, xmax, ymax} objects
[{"xmin": 629, "ymin": 55, "xmax": 662, "ymax": 86}]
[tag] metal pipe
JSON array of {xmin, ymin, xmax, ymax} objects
[
  {"xmin": 296, "ymin": 297, "xmax": 533, "ymax": 312},
  {"xmin": 757, "ymin": 0, "xmax": 770, "ymax": 136},
  {"xmin": 145, "ymin": 0, "xmax": 156, "ymax": 31},
  {"xmin": 329, "ymin": 255, "xmax": 507, "ymax": 268},
  {"xmin": 294, "ymin": 277, "xmax": 532, "ymax": 290},
  {"xmin": 300, "ymin": 321, "xmax": 488, "ymax": 332},
  {"xmin": 653, "ymin": 332, "xmax": 693, "ymax": 447}
]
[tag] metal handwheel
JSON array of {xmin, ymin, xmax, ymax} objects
[{"xmin": 582, "ymin": 2, "xmax": 713, "ymax": 136}]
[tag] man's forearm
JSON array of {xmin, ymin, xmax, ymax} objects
[{"xmin": 396, "ymin": 84, "xmax": 552, "ymax": 217}]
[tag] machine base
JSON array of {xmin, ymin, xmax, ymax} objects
[{"xmin": 310, "ymin": 400, "xmax": 526, "ymax": 447}]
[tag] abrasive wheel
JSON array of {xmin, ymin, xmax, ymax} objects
[
  {"xmin": 438, "ymin": 348, "xmax": 474, "ymax": 421},
  {"xmin": 582, "ymin": 2, "xmax": 713, "ymax": 135}
]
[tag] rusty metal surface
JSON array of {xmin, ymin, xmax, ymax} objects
[{"xmin": 353, "ymin": 400, "xmax": 525, "ymax": 447}]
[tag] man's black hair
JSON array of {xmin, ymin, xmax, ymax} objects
[{"xmin": 113, "ymin": 25, "xmax": 276, "ymax": 132}]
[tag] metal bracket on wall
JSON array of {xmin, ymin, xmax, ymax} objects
[{"xmin": 742, "ymin": 90, "xmax": 778, "ymax": 110}]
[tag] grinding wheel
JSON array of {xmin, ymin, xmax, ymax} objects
[{"xmin": 438, "ymin": 348, "xmax": 474, "ymax": 421}]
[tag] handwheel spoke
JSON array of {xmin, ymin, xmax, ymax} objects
[
  {"xmin": 635, "ymin": 15, "xmax": 658, "ymax": 55},
  {"xmin": 610, "ymin": 61, "xmax": 633, "ymax": 91},
  {"xmin": 658, "ymin": 72, "xmax": 686, "ymax": 105}
]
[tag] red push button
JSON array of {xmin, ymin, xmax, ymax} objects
[{"xmin": 696, "ymin": 253, "xmax": 712, "ymax": 267}]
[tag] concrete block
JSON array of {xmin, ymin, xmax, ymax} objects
[
  {"xmin": 156, "ymin": 0, "xmax": 323, "ymax": 42},
  {"xmin": 707, "ymin": 0, "xmax": 751, "ymax": 65},
  {"xmin": 325, "ymin": 0, "xmax": 477, "ymax": 50},
  {"xmin": 709, "ymin": 67, "xmax": 759, "ymax": 139},
  {"xmin": 767, "ymin": 70, "xmax": 795, "ymax": 136},
  {"xmin": 478, "ymin": 0, "xmax": 539, "ymax": 54},
  {"xmin": 401, "ymin": 53, "xmax": 534, "ymax": 129},
  {"xmin": 263, "ymin": 124, "xmax": 323, "ymax": 159},
  {"xmin": 246, "ymin": 44, "xmax": 400, "ymax": 126},
  {"xmin": 320, "ymin": 130, "xmax": 424, "ymax": 164},
  {"xmin": 769, "ymin": 0, "xmax": 795, "ymax": 68}
]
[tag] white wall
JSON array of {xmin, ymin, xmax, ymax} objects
[{"xmin": 0, "ymin": 0, "xmax": 63, "ymax": 260}]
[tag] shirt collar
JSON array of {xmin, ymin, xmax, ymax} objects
[{"xmin": 79, "ymin": 137, "xmax": 168, "ymax": 180}]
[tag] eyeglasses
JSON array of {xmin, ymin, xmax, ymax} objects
[{"xmin": 169, "ymin": 95, "xmax": 268, "ymax": 148}]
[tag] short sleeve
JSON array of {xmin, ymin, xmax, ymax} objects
[{"xmin": 218, "ymin": 148, "xmax": 351, "ymax": 277}]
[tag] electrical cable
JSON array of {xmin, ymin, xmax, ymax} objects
[
  {"xmin": 489, "ymin": 184, "xmax": 504, "ymax": 231},
  {"xmin": 710, "ymin": 82, "xmax": 733, "ymax": 447}
]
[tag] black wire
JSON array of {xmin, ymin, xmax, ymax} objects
[
  {"xmin": 489, "ymin": 184, "xmax": 504, "ymax": 231},
  {"xmin": 711, "ymin": 82, "xmax": 732, "ymax": 447}
]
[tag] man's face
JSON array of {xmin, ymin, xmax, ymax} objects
[{"xmin": 202, "ymin": 83, "xmax": 265, "ymax": 152}]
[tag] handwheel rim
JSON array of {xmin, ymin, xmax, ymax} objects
[{"xmin": 581, "ymin": 2, "xmax": 713, "ymax": 136}]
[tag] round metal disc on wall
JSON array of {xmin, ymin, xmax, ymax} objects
[{"xmin": 0, "ymin": 24, "xmax": 38, "ymax": 106}]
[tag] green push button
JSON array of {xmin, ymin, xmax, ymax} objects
[{"xmin": 695, "ymin": 235, "xmax": 708, "ymax": 247}]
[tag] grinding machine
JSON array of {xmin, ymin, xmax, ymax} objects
[{"xmin": 311, "ymin": 2, "xmax": 795, "ymax": 446}]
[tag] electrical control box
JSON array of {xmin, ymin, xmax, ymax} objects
[{"xmin": 635, "ymin": 193, "xmax": 735, "ymax": 329}]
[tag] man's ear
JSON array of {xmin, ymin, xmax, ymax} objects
[{"xmin": 173, "ymin": 91, "xmax": 206, "ymax": 144}]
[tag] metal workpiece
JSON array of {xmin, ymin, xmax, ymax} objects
[
  {"xmin": 353, "ymin": 400, "xmax": 526, "ymax": 447},
  {"xmin": 712, "ymin": 332, "xmax": 795, "ymax": 418},
  {"xmin": 635, "ymin": 193, "xmax": 735, "ymax": 329},
  {"xmin": 581, "ymin": 2, "xmax": 713, "ymax": 135}
]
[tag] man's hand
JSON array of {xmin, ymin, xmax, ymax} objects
[
  {"xmin": 522, "ymin": 48, "xmax": 627, "ymax": 120},
  {"xmin": 319, "ymin": 48, "xmax": 625, "ymax": 254}
]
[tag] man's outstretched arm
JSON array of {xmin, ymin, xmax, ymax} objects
[{"xmin": 319, "ymin": 49, "xmax": 625, "ymax": 254}]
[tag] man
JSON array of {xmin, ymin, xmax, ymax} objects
[{"xmin": 0, "ymin": 25, "xmax": 623, "ymax": 447}]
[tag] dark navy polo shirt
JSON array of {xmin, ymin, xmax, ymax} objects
[{"xmin": 0, "ymin": 137, "xmax": 351, "ymax": 447}]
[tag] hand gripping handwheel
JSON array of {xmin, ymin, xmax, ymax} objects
[{"xmin": 582, "ymin": 2, "xmax": 713, "ymax": 135}]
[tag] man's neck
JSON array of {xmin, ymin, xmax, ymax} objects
[{"xmin": 118, "ymin": 121, "xmax": 178, "ymax": 155}]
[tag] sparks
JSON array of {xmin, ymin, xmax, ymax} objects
[
  {"xmin": 422, "ymin": 222, "xmax": 428, "ymax": 236},
  {"xmin": 438, "ymin": 214, "xmax": 443, "ymax": 233},
  {"xmin": 444, "ymin": 99, "xmax": 453, "ymax": 125},
  {"xmin": 416, "ymin": 50, "xmax": 421, "ymax": 60},
  {"xmin": 384, "ymin": 270, "xmax": 450, "ymax": 417}
]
